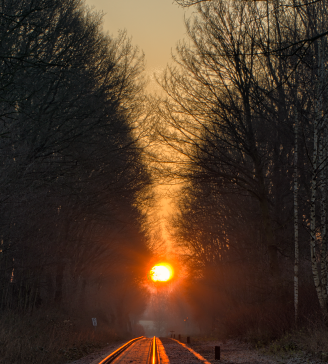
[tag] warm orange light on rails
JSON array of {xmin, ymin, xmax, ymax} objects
[{"xmin": 149, "ymin": 263, "xmax": 174, "ymax": 282}]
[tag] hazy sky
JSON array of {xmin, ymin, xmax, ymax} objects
[
  {"xmin": 84, "ymin": 0, "xmax": 187, "ymax": 244},
  {"xmin": 85, "ymin": 0, "xmax": 191, "ymax": 92}
]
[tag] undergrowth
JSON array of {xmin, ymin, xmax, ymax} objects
[
  {"xmin": 245, "ymin": 322, "xmax": 328, "ymax": 362},
  {"xmin": 0, "ymin": 309, "xmax": 121, "ymax": 364}
]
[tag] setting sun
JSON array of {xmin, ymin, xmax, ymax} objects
[{"xmin": 149, "ymin": 263, "xmax": 174, "ymax": 282}]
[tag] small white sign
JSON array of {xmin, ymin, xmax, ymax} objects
[{"xmin": 92, "ymin": 318, "xmax": 97, "ymax": 327}]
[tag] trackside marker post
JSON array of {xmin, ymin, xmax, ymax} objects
[
  {"xmin": 92, "ymin": 317, "xmax": 97, "ymax": 331},
  {"xmin": 215, "ymin": 345, "xmax": 220, "ymax": 360}
]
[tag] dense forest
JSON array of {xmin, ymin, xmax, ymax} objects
[
  {"xmin": 154, "ymin": 0, "xmax": 328, "ymax": 337},
  {"xmin": 2, "ymin": 0, "xmax": 328, "ymax": 362},
  {"xmin": 0, "ymin": 0, "xmax": 152, "ymax": 344}
]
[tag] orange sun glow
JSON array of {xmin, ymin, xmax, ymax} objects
[{"xmin": 149, "ymin": 263, "xmax": 174, "ymax": 282}]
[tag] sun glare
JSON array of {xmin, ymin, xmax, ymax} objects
[{"xmin": 149, "ymin": 263, "xmax": 173, "ymax": 282}]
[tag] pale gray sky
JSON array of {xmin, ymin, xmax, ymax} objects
[{"xmin": 85, "ymin": 0, "xmax": 190, "ymax": 92}]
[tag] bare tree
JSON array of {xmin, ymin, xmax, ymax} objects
[
  {"xmin": 157, "ymin": 0, "xmax": 295, "ymax": 273},
  {"xmin": 0, "ymin": 0, "xmax": 151, "ymax": 322},
  {"xmin": 157, "ymin": 0, "xmax": 328, "ymax": 332}
]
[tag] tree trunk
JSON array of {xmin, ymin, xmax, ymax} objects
[
  {"xmin": 319, "ymin": 38, "xmax": 328, "ymax": 312},
  {"xmin": 294, "ymin": 105, "xmax": 299, "ymax": 325},
  {"xmin": 54, "ymin": 263, "xmax": 65, "ymax": 304},
  {"xmin": 319, "ymin": 123, "xmax": 327, "ymax": 307},
  {"xmin": 260, "ymin": 194, "xmax": 276, "ymax": 272},
  {"xmin": 310, "ymin": 59, "xmax": 326, "ymax": 312},
  {"xmin": 79, "ymin": 278, "xmax": 87, "ymax": 311}
]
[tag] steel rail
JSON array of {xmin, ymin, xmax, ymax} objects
[
  {"xmin": 97, "ymin": 336, "xmax": 145, "ymax": 364},
  {"xmin": 148, "ymin": 336, "xmax": 159, "ymax": 364}
]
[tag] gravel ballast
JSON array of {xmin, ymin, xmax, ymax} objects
[
  {"xmin": 66, "ymin": 337, "xmax": 326, "ymax": 364},
  {"xmin": 161, "ymin": 338, "xmax": 326, "ymax": 364}
]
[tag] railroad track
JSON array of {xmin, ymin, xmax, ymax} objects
[
  {"xmin": 97, "ymin": 336, "xmax": 159, "ymax": 364},
  {"xmin": 95, "ymin": 336, "xmax": 211, "ymax": 364}
]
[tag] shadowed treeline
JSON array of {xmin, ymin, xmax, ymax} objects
[
  {"xmin": 0, "ymin": 0, "xmax": 152, "ymax": 348},
  {"xmin": 152, "ymin": 0, "xmax": 328, "ymax": 339}
]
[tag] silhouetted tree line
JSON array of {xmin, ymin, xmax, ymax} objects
[
  {"xmin": 0, "ymin": 0, "xmax": 151, "ymax": 332},
  {"xmin": 157, "ymin": 0, "xmax": 328, "ymax": 334}
]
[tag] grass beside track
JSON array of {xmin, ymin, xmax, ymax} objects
[
  {"xmin": 0, "ymin": 310, "xmax": 123, "ymax": 364},
  {"xmin": 174, "ymin": 323, "xmax": 328, "ymax": 363}
]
